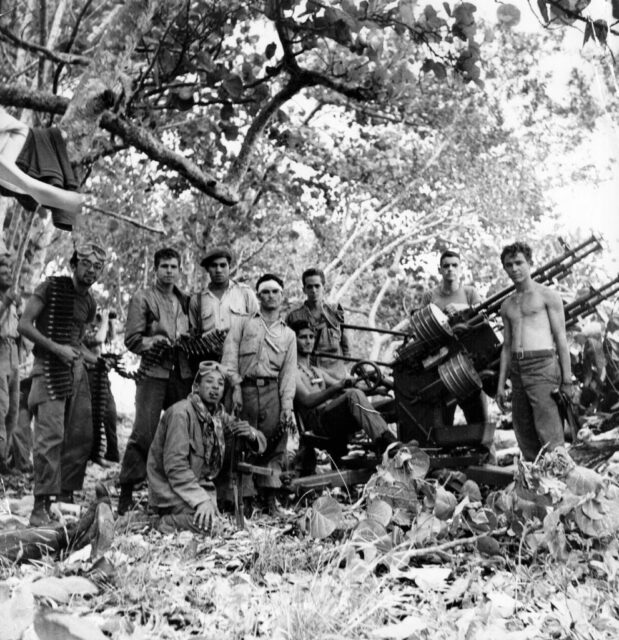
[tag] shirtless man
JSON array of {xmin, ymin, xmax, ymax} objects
[
  {"xmin": 421, "ymin": 249, "xmax": 486, "ymax": 427},
  {"xmin": 496, "ymin": 242, "xmax": 573, "ymax": 461},
  {"xmin": 421, "ymin": 250, "xmax": 481, "ymax": 317}
]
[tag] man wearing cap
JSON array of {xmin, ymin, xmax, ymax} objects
[
  {"xmin": 147, "ymin": 360, "xmax": 265, "ymax": 533},
  {"xmin": 496, "ymin": 242, "xmax": 573, "ymax": 461},
  {"xmin": 221, "ymin": 273, "xmax": 296, "ymax": 514},
  {"xmin": 287, "ymin": 268, "xmax": 349, "ymax": 378},
  {"xmin": 0, "ymin": 256, "xmax": 21, "ymax": 474},
  {"xmin": 118, "ymin": 247, "xmax": 193, "ymax": 515},
  {"xmin": 188, "ymin": 246, "xmax": 258, "ymax": 360},
  {"xmin": 18, "ymin": 243, "xmax": 105, "ymax": 525}
]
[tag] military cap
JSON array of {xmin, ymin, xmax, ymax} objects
[{"xmin": 200, "ymin": 246, "xmax": 233, "ymax": 268}]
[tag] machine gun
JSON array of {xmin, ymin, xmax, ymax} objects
[{"xmin": 564, "ymin": 274, "xmax": 619, "ymax": 328}]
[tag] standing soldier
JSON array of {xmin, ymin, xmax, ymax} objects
[
  {"xmin": 421, "ymin": 249, "xmax": 487, "ymax": 427},
  {"xmin": 496, "ymin": 242, "xmax": 573, "ymax": 461},
  {"xmin": 221, "ymin": 273, "xmax": 296, "ymax": 515},
  {"xmin": 118, "ymin": 248, "xmax": 193, "ymax": 514},
  {"xmin": 18, "ymin": 243, "xmax": 105, "ymax": 525},
  {"xmin": 188, "ymin": 246, "xmax": 258, "ymax": 358},
  {"xmin": 287, "ymin": 268, "xmax": 349, "ymax": 378},
  {"xmin": 0, "ymin": 256, "xmax": 20, "ymax": 474}
]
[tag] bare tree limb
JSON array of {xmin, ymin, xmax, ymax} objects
[
  {"xmin": 0, "ymin": 23, "xmax": 89, "ymax": 65},
  {"xmin": 0, "ymin": 84, "xmax": 237, "ymax": 205},
  {"xmin": 83, "ymin": 202, "xmax": 165, "ymax": 234}
]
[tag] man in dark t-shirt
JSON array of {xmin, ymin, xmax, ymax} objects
[{"xmin": 18, "ymin": 243, "xmax": 106, "ymax": 526}]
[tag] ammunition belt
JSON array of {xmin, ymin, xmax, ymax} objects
[
  {"xmin": 105, "ymin": 329, "xmax": 228, "ymax": 381},
  {"xmin": 90, "ymin": 358, "xmax": 109, "ymax": 460},
  {"xmin": 43, "ymin": 276, "xmax": 74, "ymax": 400}
]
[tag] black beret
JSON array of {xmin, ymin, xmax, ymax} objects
[{"xmin": 200, "ymin": 246, "xmax": 233, "ymax": 268}]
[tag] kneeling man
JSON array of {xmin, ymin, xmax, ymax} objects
[
  {"xmin": 147, "ymin": 361, "xmax": 265, "ymax": 533},
  {"xmin": 496, "ymin": 242, "xmax": 573, "ymax": 461},
  {"xmin": 292, "ymin": 320, "xmax": 398, "ymax": 473}
]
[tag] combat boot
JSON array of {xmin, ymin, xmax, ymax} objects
[
  {"xmin": 117, "ymin": 483, "xmax": 135, "ymax": 515},
  {"xmin": 29, "ymin": 495, "xmax": 52, "ymax": 527}
]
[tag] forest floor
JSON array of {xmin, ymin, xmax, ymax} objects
[{"xmin": 2, "ymin": 375, "xmax": 619, "ymax": 640}]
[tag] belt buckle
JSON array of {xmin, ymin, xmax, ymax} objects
[
  {"xmin": 515, "ymin": 349, "xmax": 524, "ymax": 360},
  {"xmin": 256, "ymin": 378, "xmax": 266, "ymax": 387}
]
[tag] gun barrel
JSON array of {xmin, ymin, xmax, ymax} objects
[
  {"xmin": 341, "ymin": 322, "xmax": 409, "ymax": 338},
  {"xmin": 564, "ymin": 275, "xmax": 619, "ymax": 325}
]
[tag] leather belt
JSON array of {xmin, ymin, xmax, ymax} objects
[
  {"xmin": 512, "ymin": 349, "xmax": 555, "ymax": 360},
  {"xmin": 241, "ymin": 377, "xmax": 277, "ymax": 387}
]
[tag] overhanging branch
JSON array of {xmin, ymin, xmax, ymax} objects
[{"xmin": 0, "ymin": 84, "xmax": 237, "ymax": 205}]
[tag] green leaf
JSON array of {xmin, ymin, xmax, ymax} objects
[
  {"xmin": 34, "ymin": 609, "xmax": 107, "ymax": 640},
  {"xmin": 461, "ymin": 479, "xmax": 482, "ymax": 502},
  {"xmin": 434, "ymin": 486, "xmax": 457, "ymax": 520},
  {"xmin": 265, "ymin": 42, "xmax": 277, "ymax": 59},
  {"xmin": 306, "ymin": 496, "xmax": 343, "ymax": 539},
  {"xmin": 537, "ymin": 0, "xmax": 549, "ymax": 22},
  {"xmin": 222, "ymin": 73, "xmax": 243, "ymax": 98},
  {"xmin": 583, "ymin": 19, "xmax": 593, "ymax": 46},
  {"xmin": 476, "ymin": 535, "xmax": 501, "ymax": 556},
  {"xmin": 496, "ymin": 3, "xmax": 520, "ymax": 28},
  {"xmin": 409, "ymin": 513, "xmax": 446, "ymax": 546},
  {"xmin": 367, "ymin": 498, "xmax": 393, "ymax": 526},
  {"xmin": 398, "ymin": 0, "xmax": 416, "ymax": 28},
  {"xmin": 220, "ymin": 102, "xmax": 235, "ymax": 121},
  {"xmin": 593, "ymin": 19, "xmax": 608, "ymax": 45}
]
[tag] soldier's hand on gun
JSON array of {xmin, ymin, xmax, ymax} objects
[
  {"xmin": 280, "ymin": 408, "xmax": 294, "ymax": 425},
  {"xmin": 193, "ymin": 498, "xmax": 218, "ymax": 532},
  {"xmin": 232, "ymin": 385, "xmax": 243, "ymax": 414},
  {"xmin": 230, "ymin": 420, "xmax": 254, "ymax": 439},
  {"xmin": 54, "ymin": 344, "xmax": 80, "ymax": 365},
  {"xmin": 560, "ymin": 381, "xmax": 576, "ymax": 401}
]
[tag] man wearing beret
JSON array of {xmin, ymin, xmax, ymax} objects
[
  {"xmin": 221, "ymin": 273, "xmax": 296, "ymax": 515},
  {"xmin": 18, "ymin": 243, "xmax": 105, "ymax": 525},
  {"xmin": 188, "ymin": 247, "xmax": 258, "ymax": 357}
]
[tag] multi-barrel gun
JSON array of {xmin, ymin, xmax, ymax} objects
[{"xmin": 564, "ymin": 274, "xmax": 619, "ymax": 329}]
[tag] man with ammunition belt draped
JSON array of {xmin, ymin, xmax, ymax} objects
[
  {"xmin": 221, "ymin": 273, "xmax": 296, "ymax": 516},
  {"xmin": 496, "ymin": 242, "xmax": 574, "ymax": 461},
  {"xmin": 118, "ymin": 247, "xmax": 193, "ymax": 515},
  {"xmin": 18, "ymin": 243, "xmax": 105, "ymax": 526},
  {"xmin": 188, "ymin": 246, "xmax": 258, "ymax": 362}
]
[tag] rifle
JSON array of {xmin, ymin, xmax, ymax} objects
[{"xmin": 229, "ymin": 433, "xmax": 245, "ymax": 529}]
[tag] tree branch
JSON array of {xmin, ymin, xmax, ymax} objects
[
  {"xmin": 0, "ymin": 24, "xmax": 89, "ymax": 65},
  {"xmin": 0, "ymin": 84, "xmax": 237, "ymax": 205},
  {"xmin": 227, "ymin": 77, "xmax": 304, "ymax": 193},
  {"xmin": 83, "ymin": 202, "xmax": 165, "ymax": 234}
]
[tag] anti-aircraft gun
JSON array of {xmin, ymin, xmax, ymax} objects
[
  {"xmin": 391, "ymin": 235, "xmax": 612, "ymax": 450},
  {"xmin": 301, "ymin": 235, "xmax": 617, "ymax": 490}
]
